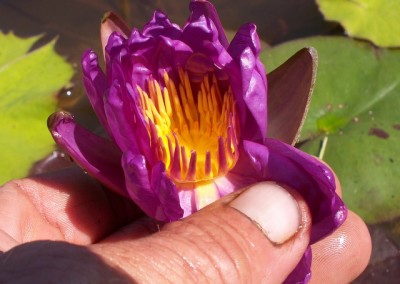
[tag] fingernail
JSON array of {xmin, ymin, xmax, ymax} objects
[{"xmin": 229, "ymin": 182, "xmax": 301, "ymax": 244}]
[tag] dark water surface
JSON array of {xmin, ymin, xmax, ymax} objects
[
  {"xmin": 0, "ymin": 0, "xmax": 398, "ymax": 282},
  {"xmin": 0, "ymin": 0, "xmax": 334, "ymax": 129}
]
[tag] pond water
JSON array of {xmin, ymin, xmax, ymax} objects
[{"xmin": 0, "ymin": 0, "xmax": 398, "ymax": 282}]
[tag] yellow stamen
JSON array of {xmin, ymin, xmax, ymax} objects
[{"xmin": 137, "ymin": 69, "xmax": 239, "ymax": 184}]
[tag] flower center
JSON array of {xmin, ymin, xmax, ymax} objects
[{"xmin": 136, "ymin": 69, "xmax": 239, "ymax": 183}]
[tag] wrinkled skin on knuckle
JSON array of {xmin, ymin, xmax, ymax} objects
[
  {"xmin": 97, "ymin": 209, "xmax": 260, "ymax": 283},
  {"xmin": 158, "ymin": 207, "xmax": 267, "ymax": 283}
]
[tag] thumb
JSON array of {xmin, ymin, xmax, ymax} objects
[{"xmin": 94, "ymin": 181, "xmax": 311, "ymax": 283}]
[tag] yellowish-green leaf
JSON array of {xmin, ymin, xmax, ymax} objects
[
  {"xmin": 0, "ymin": 32, "xmax": 42, "ymax": 66},
  {"xmin": 317, "ymin": 0, "xmax": 400, "ymax": 47},
  {"xmin": 0, "ymin": 32, "xmax": 74, "ymax": 184}
]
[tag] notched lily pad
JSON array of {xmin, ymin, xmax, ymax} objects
[
  {"xmin": 261, "ymin": 36, "xmax": 400, "ymax": 223},
  {"xmin": 0, "ymin": 32, "xmax": 74, "ymax": 184},
  {"xmin": 317, "ymin": 0, "xmax": 400, "ymax": 47}
]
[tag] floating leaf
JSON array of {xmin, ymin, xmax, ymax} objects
[
  {"xmin": 261, "ymin": 37, "xmax": 400, "ymax": 223},
  {"xmin": 317, "ymin": 0, "xmax": 400, "ymax": 47},
  {"xmin": 0, "ymin": 32, "xmax": 74, "ymax": 184}
]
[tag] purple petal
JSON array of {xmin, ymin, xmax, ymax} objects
[
  {"xmin": 104, "ymin": 81, "xmax": 140, "ymax": 153},
  {"xmin": 228, "ymin": 24, "xmax": 267, "ymax": 142},
  {"xmin": 128, "ymin": 54, "xmax": 153, "ymax": 88},
  {"xmin": 147, "ymin": 36, "xmax": 193, "ymax": 78},
  {"xmin": 150, "ymin": 162, "xmax": 184, "ymax": 221},
  {"xmin": 213, "ymin": 176, "xmax": 238, "ymax": 197},
  {"xmin": 47, "ymin": 111, "xmax": 128, "ymax": 198},
  {"xmin": 264, "ymin": 138, "xmax": 347, "ymax": 243},
  {"xmin": 182, "ymin": 0, "xmax": 232, "ymax": 67},
  {"xmin": 184, "ymin": 52, "xmax": 215, "ymax": 77},
  {"xmin": 230, "ymin": 140, "xmax": 270, "ymax": 178},
  {"xmin": 124, "ymin": 83, "xmax": 155, "ymax": 163},
  {"xmin": 107, "ymin": 31, "xmax": 153, "ymax": 88},
  {"xmin": 128, "ymin": 28, "xmax": 154, "ymax": 55},
  {"xmin": 81, "ymin": 49, "xmax": 110, "ymax": 133},
  {"xmin": 127, "ymin": 29, "xmax": 193, "ymax": 82},
  {"xmin": 178, "ymin": 189, "xmax": 196, "ymax": 218},
  {"xmin": 122, "ymin": 152, "xmax": 153, "ymax": 215},
  {"xmin": 105, "ymin": 32, "xmax": 128, "ymax": 80},
  {"xmin": 126, "ymin": 31, "xmax": 155, "ymax": 73},
  {"xmin": 228, "ymin": 23, "xmax": 261, "ymax": 61},
  {"xmin": 225, "ymin": 139, "xmax": 346, "ymax": 243},
  {"xmin": 187, "ymin": 0, "xmax": 229, "ymax": 48},
  {"xmin": 214, "ymin": 140, "xmax": 270, "ymax": 197},
  {"xmin": 284, "ymin": 246, "xmax": 312, "ymax": 284},
  {"xmin": 109, "ymin": 55, "xmax": 129, "ymax": 85},
  {"xmin": 143, "ymin": 10, "xmax": 182, "ymax": 39},
  {"xmin": 122, "ymin": 152, "xmax": 183, "ymax": 221}
]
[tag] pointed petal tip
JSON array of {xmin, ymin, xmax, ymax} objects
[
  {"xmin": 267, "ymin": 47, "xmax": 318, "ymax": 145},
  {"xmin": 81, "ymin": 48, "xmax": 94, "ymax": 61},
  {"xmin": 101, "ymin": 11, "xmax": 131, "ymax": 36},
  {"xmin": 101, "ymin": 11, "xmax": 131, "ymax": 56},
  {"xmin": 229, "ymin": 22, "xmax": 260, "ymax": 57},
  {"xmin": 188, "ymin": 0, "xmax": 229, "ymax": 48},
  {"xmin": 101, "ymin": 11, "xmax": 114, "ymax": 24},
  {"xmin": 47, "ymin": 111, "xmax": 74, "ymax": 131},
  {"xmin": 49, "ymin": 111, "xmax": 128, "ymax": 198},
  {"xmin": 298, "ymin": 46, "xmax": 318, "ymax": 89},
  {"xmin": 82, "ymin": 48, "xmax": 95, "ymax": 58},
  {"xmin": 306, "ymin": 46, "xmax": 318, "ymax": 61},
  {"xmin": 304, "ymin": 46, "xmax": 318, "ymax": 89},
  {"xmin": 81, "ymin": 49, "xmax": 100, "ymax": 76}
]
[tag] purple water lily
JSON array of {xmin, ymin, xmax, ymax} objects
[{"xmin": 48, "ymin": 0, "xmax": 346, "ymax": 282}]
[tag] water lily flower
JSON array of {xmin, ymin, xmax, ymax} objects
[{"xmin": 48, "ymin": 0, "xmax": 346, "ymax": 282}]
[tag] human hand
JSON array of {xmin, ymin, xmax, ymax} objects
[{"xmin": 0, "ymin": 166, "xmax": 371, "ymax": 283}]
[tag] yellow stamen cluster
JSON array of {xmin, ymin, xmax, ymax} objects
[{"xmin": 136, "ymin": 69, "xmax": 239, "ymax": 183}]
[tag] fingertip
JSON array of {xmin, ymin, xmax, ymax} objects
[
  {"xmin": 159, "ymin": 182, "xmax": 313, "ymax": 283},
  {"xmin": 229, "ymin": 182, "xmax": 303, "ymax": 244},
  {"xmin": 310, "ymin": 210, "xmax": 371, "ymax": 283}
]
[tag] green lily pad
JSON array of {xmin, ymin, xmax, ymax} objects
[
  {"xmin": 317, "ymin": 0, "xmax": 400, "ymax": 48},
  {"xmin": 0, "ymin": 32, "xmax": 74, "ymax": 184},
  {"xmin": 261, "ymin": 37, "xmax": 400, "ymax": 223}
]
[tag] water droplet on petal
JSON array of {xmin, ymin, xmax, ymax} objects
[{"xmin": 334, "ymin": 207, "xmax": 346, "ymax": 224}]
